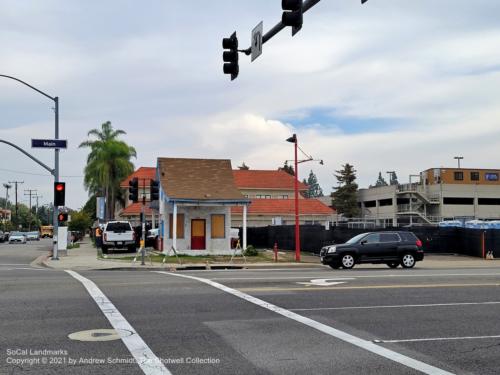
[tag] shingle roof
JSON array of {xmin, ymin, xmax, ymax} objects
[
  {"xmin": 233, "ymin": 170, "xmax": 307, "ymax": 190},
  {"xmin": 120, "ymin": 202, "xmax": 153, "ymax": 216},
  {"xmin": 158, "ymin": 158, "xmax": 247, "ymax": 202},
  {"xmin": 120, "ymin": 167, "xmax": 156, "ymax": 188},
  {"xmin": 231, "ymin": 199, "xmax": 335, "ymax": 215}
]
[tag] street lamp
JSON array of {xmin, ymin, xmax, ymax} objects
[
  {"xmin": 286, "ymin": 134, "xmax": 300, "ymax": 262},
  {"xmin": 285, "ymin": 134, "xmax": 323, "ymax": 262},
  {"xmin": 454, "ymin": 156, "xmax": 463, "ymax": 169},
  {"xmin": 0, "ymin": 74, "xmax": 60, "ymax": 260}
]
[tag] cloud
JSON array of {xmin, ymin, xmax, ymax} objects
[{"xmin": 1, "ymin": 0, "xmax": 500, "ymax": 209}]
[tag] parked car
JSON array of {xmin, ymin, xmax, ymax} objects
[
  {"xmin": 9, "ymin": 232, "xmax": 27, "ymax": 244},
  {"xmin": 320, "ymin": 231, "xmax": 424, "ymax": 269},
  {"xmin": 0, "ymin": 230, "xmax": 4, "ymax": 243},
  {"xmin": 102, "ymin": 221, "xmax": 136, "ymax": 254},
  {"xmin": 26, "ymin": 231, "xmax": 40, "ymax": 241},
  {"xmin": 146, "ymin": 228, "xmax": 159, "ymax": 248},
  {"xmin": 3, "ymin": 232, "xmax": 10, "ymax": 242}
]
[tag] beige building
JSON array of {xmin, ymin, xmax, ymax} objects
[{"xmin": 358, "ymin": 167, "xmax": 500, "ymax": 226}]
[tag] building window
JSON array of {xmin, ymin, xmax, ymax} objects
[
  {"xmin": 211, "ymin": 214, "xmax": 225, "ymax": 238},
  {"xmin": 265, "ymin": 195, "xmax": 271, "ymax": 199},
  {"xmin": 364, "ymin": 200, "xmax": 376, "ymax": 208},
  {"xmin": 244, "ymin": 194, "xmax": 249, "ymax": 198},
  {"xmin": 168, "ymin": 214, "xmax": 185, "ymax": 238},
  {"xmin": 478, "ymin": 198, "xmax": 500, "ymax": 205},
  {"xmin": 282, "ymin": 195, "xmax": 288, "ymax": 199},
  {"xmin": 443, "ymin": 197, "xmax": 474, "ymax": 205},
  {"xmin": 256, "ymin": 194, "xmax": 263, "ymax": 199},
  {"xmin": 379, "ymin": 198, "xmax": 393, "ymax": 207},
  {"xmin": 470, "ymin": 172, "xmax": 480, "ymax": 181},
  {"xmin": 485, "ymin": 173, "xmax": 499, "ymax": 181},
  {"xmin": 454, "ymin": 172, "xmax": 464, "ymax": 181}
]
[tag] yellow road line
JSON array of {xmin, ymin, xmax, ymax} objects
[{"xmin": 238, "ymin": 283, "xmax": 500, "ymax": 292}]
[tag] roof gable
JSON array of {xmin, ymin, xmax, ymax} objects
[
  {"xmin": 120, "ymin": 167, "xmax": 156, "ymax": 188},
  {"xmin": 158, "ymin": 158, "xmax": 246, "ymax": 201}
]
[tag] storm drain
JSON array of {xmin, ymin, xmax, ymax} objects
[{"xmin": 68, "ymin": 329, "xmax": 133, "ymax": 342}]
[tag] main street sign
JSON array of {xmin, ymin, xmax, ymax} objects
[
  {"xmin": 251, "ymin": 21, "xmax": 263, "ymax": 62},
  {"xmin": 31, "ymin": 139, "xmax": 67, "ymax": 149}
]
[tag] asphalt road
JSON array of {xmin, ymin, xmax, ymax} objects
[{"xmin": 1, "ymin": 240, "xmax": 500, "ymax": 375}]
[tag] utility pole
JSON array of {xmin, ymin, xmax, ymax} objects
[
  {"xmin": 24, "ymin": 189, "xmax": 37, "ymax": 231},
  {"xmin": 3, "ymin": 183, "xmax": 11, "ymax": 209},
  {"xmin": 8, "ymin": 181, "xmax": 24, "ymax": 226},
  {"xmin": 35, "ymin": 195, "xmax": 42, "ymax": 224}
]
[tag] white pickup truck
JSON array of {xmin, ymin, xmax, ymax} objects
[{"xmin": 102, "ymin": 221, "xmax": 136, "ymax": 254}]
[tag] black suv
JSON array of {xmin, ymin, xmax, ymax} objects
[{"xmin": 320, "ymin": 231, "xmax": 424, "ymax": 269}]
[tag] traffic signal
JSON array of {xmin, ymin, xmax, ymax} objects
[
  {"xmin": 58, "ymin": 212, "xmax": 68, "ymax": 223},
  {"xmin": 282, "ymin": 0, "xmax": 303, "ymax": 36},
  {"xmin": 150, "ymin": 179, "xmax": 159, "ymax": 201},
  {"xmin": 54, "ymin": 182, "xmax": 66, "ymax": 207},
  {"xmin": 129, "ymin": 177, "xmax": 139, "ymax": 203},
  {"xmin": 223, "ymin": 32, "xmax": 239, "ymax": 81}
]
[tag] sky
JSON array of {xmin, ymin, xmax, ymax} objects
[{"xmin": 1, "ymin": 0, "xmax": 500, "ymax": 209}]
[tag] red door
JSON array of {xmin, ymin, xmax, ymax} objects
[{"xmin": 191, "ymin": 219, "xmax": 206, "ymax": 250}]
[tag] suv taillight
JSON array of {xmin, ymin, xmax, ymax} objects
[{"xmin": 416, "ymin": 239, "xmax": 422, "ymax": 247}]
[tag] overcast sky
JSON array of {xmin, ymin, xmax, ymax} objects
[{"xmin": 1, "ymin": 0, "xmax": 500, "ymax": 209}]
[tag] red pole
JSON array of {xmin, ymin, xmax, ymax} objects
[
  {"xmin": 294, "ymin": 135, "xmax": 300, "ymax": 262},
  {"xmin": 274, "ymin": 242, "xmax": 278, "ymax": 262},
  {"xmin": 482, "ymin": 231, "xmax": 485, "ymax": 259}
]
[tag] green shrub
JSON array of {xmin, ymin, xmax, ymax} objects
[{"xmin": 244, "ymin": 245, "xmax": 258, "ymax": 256}]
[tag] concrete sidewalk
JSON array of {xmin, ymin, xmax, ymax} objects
[{"xmin": 38, "ymin": 238, "xmax": 500, "ymax": 271}]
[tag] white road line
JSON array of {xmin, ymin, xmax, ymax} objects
[
  {"xmin": 291, "ymin": 301, "xmax": 500, "ymax": 311},
  {"xmin": 0, "ymin": 263, "xmax": 31, "ymax": 266},
  {"xmin": 155, "ymin": 271, "xmax": 454, "ymax": 375},
  {"xmin": 209, "ymin": 272, "xmax": 500, "ymax": 281},
  {"xmin": 376, "ymin": 335, "xmax": 500, "ymax": 343},
  {"xmin": 66, "ymin": 270, "xmax": 172, "ymax": 375}
]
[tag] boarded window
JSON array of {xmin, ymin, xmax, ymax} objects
[
  {"xmin": 211, "ymin": 214, "xmax": 225, "ymax": 238},
  {"xmin": 471, "ymin": 172, "xmax": 480, "ymax": 181},
  {"xmin": 454, "ymin": 172, "xmax": 464, "ymax": 181},
  {"xmin": 169, "ymin": 214, "xmax": 184, "ymax": 238}
]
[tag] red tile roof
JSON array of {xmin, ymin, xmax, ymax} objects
[
  {"xmin": 232, "ymin": 199, "xmax": 334, "ymax": 215},
  {"xmin": 120, "ymin": 202, "xmax": 153, "ymax": 216},
  {"xmin": 120, "ymin": 167, "xmax": 156, "ymax": 188},
  {"xmin": 233, "ymin": 170, "xmax": 307, "ymax": 191}
]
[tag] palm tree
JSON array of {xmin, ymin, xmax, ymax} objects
[{"xmin": 79, "ymin": 121, "xmax": 136, "ymax": 220}]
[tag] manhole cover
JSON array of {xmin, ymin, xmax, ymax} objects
[{"xmin": 68, "ymin": 329, "xmax": 132, "ymax": 342}]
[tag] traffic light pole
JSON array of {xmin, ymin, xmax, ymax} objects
[
  {"xmin": 240, "ymin": 0, "xmax": 321, "ymax": 55},
  {"xmin": 0, "ymin": 75, "xmax": 61, "ymax": 260},
  {"xmin": 141, "ymin": 179, "xmax": 146, "ymax": 266}
]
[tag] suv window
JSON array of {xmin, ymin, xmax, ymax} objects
[
  {"xmin": 399, "ymin": 232, "xmax": 417, "ymax": 241},
  {"xmin": 363, "ymin": 234, "xmax": 379, "ymax": 244},
  {"xmin": 380, "ymin": 233, "xmax": 400, "ymax": 242},
  {"xmin": 106, "ymin": 222, "xmax": 131, "ymax": 232}
]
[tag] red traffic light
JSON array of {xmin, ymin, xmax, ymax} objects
[{"xmin": 55, "ymin": 183, "xmax": 64, "ymax": 191}]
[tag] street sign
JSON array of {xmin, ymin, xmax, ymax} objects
[
  {"xmin": 31, "ymin": 139, "xmax": 67, "ymax": 149},
  {"xmin": 251, "ymin": 21, "xmax": 263, "ymax": 62}
]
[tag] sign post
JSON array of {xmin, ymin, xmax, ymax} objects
[{"xmin": 251, "ymin": 21, "xmax": 263, "ymax": 62}]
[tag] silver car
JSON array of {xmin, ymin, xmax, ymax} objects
[
  {"xmin": 26, "ymin": 231, "xmax": 40, "ymax": 241},
  {"xmin": 9, "ymin": 232, "xmax": 27, "ymax": 244}
]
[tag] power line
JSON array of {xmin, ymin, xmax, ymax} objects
[{"xmin": 0, "ymin": 167, "xmax": 83, "ymax": 178}]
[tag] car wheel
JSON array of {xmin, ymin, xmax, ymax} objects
[
  {"xmin": 341, "ymin": 254, "xmax": 355, "ymax": 269},
  {"xmin": 329, "ymin": 262, "xmax": 341, "ymax": 269},
  {"xmin": 401, "ymin": 253, "xmax": 416, "ymax": 268},
  {"xmin": 387, "ymin": 262, "xmax": 399, "ymax": 269}
]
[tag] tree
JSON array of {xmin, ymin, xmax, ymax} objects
[
  {"xmin": 303, "ymin": 170, "xmax": 324, "ymax": 198},
  {"xmin": 238, "ymin": 162, "xmax": 250, "ymax": 170},
  {"xmin": 371, "ymin": 172, "xmax": 388, "ymax": 187},
  {"xmin": 278, "ymin": 161, "xmax": 295, "ymax": 176},
  {"xmin": 79, "ymin": 121, "xmax": 136, "ymax": 220},
  {"xmin": 68, "ymin": 211, "xmax": 92, "ymax": 234},
  {"xmin": 332, "ymin": 163, "xmax": 359, "ymax": 218},
  {"xmin": 389, "ymin": 171, "xmax": 399, "ymax": 185}
]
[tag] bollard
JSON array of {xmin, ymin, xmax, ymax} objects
[{"xmin": 274, "ymin": 242, "xmax": 278, "ymax": 263}]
